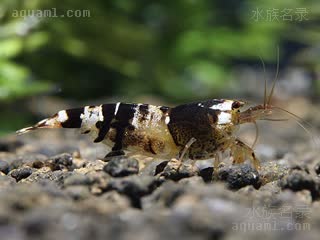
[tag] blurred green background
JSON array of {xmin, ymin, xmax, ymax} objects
[{"xmin": 0, "ymin": 0, "xmax": 319, "ymax": 135}]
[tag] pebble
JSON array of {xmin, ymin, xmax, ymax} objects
[
  {"xmin": 47, "ymin": 153, "xmax": 73, "ymax": 171},
  {"xmin": 198, "ymin": 167, "xmax": 213, "ymax": 183},
  {"xmin": 218, "ymin": 164, "xmax": 261, "ymax": 190},
  {"xmin": 280, "ymin": 170, "xmax": 320, "ymax": 200},
  {"xmin": 10, "ymin": 154, "xmax": 48, "ymax": 169},
  {"xmin": 106, "ymin": 175, "xmax": 160, "ymax": 208},
  {"xmin": 0, "ymin": 160, "xmax": 10, "ymax": 174},
  {"xmin": 10, "ymin": 167, "xmax": 33, "ymax": 182},
  {"xmin": 32, "ymin": 160, "xmax": 45, "ymax": 169},
  {"xmin": 103, "ymin": 156, "xmax": 139, "ymax": 177},
  {"xmin": 157, "ymin": 159, "xmax": 198, "ymax": 181}
]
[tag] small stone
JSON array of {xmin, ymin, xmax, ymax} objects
[
  {"xmin": 280, "ymin": 170, "xmax": 319, "ymax": 200},
  {"xmin": 154, "ymin": 161, "xmax": 169, "ymax": 176},
  {"xmin": 103, "ymin": 156, "xmax": 139, "ymax": 177},
  {"xmin": 199, "ymin": 167, "xmax": 213, "ymax": 183},
  {"xmin": 159, "ymin": 159, "xmax": 198, "ymax": 181},
  {"xmin": 72, "ymin": 158, "xmax": 86, "ymax": 169},
  {"xmin": 259, "ymin": 161, "xmax": 289, "ymax": 185},
  {"xmin": 10, "ymin": 167, "xmax": 33, "ymax": 182},
  {"xmin": 47, "ymin": 153, "xmax": 73, "ymax": 171},
  {"xmin": 218, "ymin": 164, "xmax": 261, "ymax": 190},
  {"xmin": 32, "ymin": 160, "xmax": 44, "ymax": 169},
  {"xmin": 24, "ymin": 169, "xmax": 71, "ymax": 186},
  {"xmin": 142, "ymin": 181, "xmax": 186, "ymax": 209},
  {"xmin": 0, "ymin": 160, "xmax": 10, "ymax": 174},
  {"xmin": 106, "ymin": 175, "xmax": 160, "ymax": 208},
  {"xmin": 10, "ymin": 154, "xmax": 48, "ymax": 169}
]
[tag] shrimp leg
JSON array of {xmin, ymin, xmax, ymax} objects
[{"xmin": 231, "ymin": 139, "xmax": 261, "ymax": 170}]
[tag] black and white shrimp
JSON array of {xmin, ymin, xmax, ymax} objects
[
  {"xmin": 16, "ymin": 93, "xmax": 288, "ymax": 171},
  {"xmin": 16, "ymin": 60, "xmax": 310, "ymax": 171}
]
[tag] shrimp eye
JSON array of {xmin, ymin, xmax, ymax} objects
[{"xmin": 232, "ymin": 101, "xmax": 242, "ymax": 109}]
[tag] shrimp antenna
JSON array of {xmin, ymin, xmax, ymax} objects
[
  {"xmin": 272, "ymin": 106, "xmax": 320, "ymax": 147},
  {"xmin": 241, "ymin": 54, "xmax": 269, "ymax": 148},
  {"xmin": 251, "ymin": 121, "xmax": 259, "ymax": 148},
  {"xmin": 260, "ymin": 118, "xmax": 289, "ymax": 121},
  {"xmin": 258, "ymin": 56, "xmax": 267, "ymax": 108},
  {"xmin": 267, "ymin": 46, "xmax": 280, "ymax": 105}
]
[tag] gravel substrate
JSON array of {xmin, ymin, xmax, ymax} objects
[{"xmin": 0, "ymin": 101, "xmax": 319, "ymax": 240}]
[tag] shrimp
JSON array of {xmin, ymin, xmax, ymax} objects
[{"xmin": 16, "ymin": 50, "xmax": 310, "ymax": 173}]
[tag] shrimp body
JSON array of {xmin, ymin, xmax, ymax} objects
[
  {"xmin": 17, "ymin": 99, "xmax": 265, "ymax": 166},
  {"xmin": 18, "ymin": 49, "xmax": 307, "ymax": 172}
]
